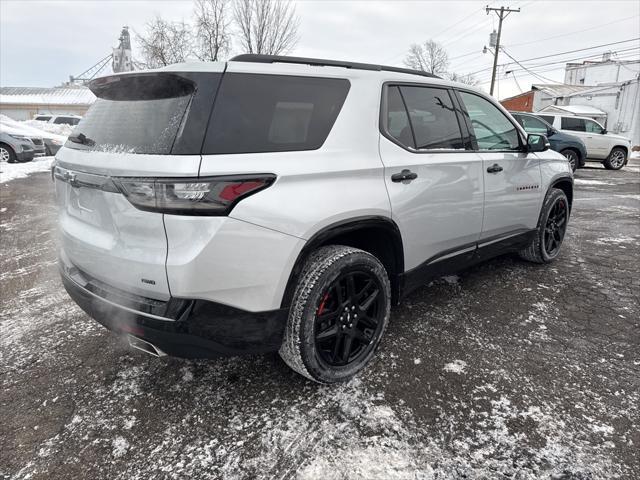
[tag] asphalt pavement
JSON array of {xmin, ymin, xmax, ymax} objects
[{"xmin": 1, "ymin": 158, "xmax": 639, "ymax": 479}]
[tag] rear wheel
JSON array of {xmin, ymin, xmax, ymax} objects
[
  {"xmin": 604, "ymin": 147, "xmax": 626, "ymax": 170},
  {"xmin": 519, "ymin": 188, "xmax": 569, "ymax": 264},
  {"xmin": 560, "ymin": 149, "xmax": 579, "ymax": 172},
  {"xmin": 0, "ymin": 144, "xmax": 16, "ymax": 163},
  {"xmin": 279, "ymin": 245, "xmax": 391, "ymax": 383}
]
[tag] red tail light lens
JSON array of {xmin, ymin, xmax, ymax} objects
[{"xmin": 114, "ymin": 175, "xmax": 275, "ymax": 215}]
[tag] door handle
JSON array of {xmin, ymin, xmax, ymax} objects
[
  {"xmin": 487, "ymin": 163, "xmax": 503, "ymax": 174},
  {"xmin": 391, "ymin": 169, "xmax": 418, "ymax": 183}
]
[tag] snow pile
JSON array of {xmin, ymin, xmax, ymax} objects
[
  {"xmin": 0, "ymin": 156, "xmax": 54, "ymax": 183},
  {"xmin": 0, "ymin": 115, "xmax": 68, "ymax": 142},
  {"xmin": 24, "ymin": 119, "xmax": 74, "ymax": 138}
]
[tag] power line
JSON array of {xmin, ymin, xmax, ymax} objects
[
  {"xmin": 501, "ymin": 37, "xmax": 640, "ymax": 65},
  {"xmin": 473, "ymin": 47, "xmax": 640, "ymax": 80},
  {"xmin": 507, "ymin": 14, "xmax": 640, "ymax": 48},
  {"xmin": 465, "ymin": 38, "xmax": 640, "ymax": 76}
]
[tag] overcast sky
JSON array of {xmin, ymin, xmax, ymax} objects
[{"xmin": 1, "ymin": 0, "xmax": 639, "ymax": 99}]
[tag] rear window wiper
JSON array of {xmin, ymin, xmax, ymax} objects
[{"xmin": 67, "ymin": 132, "xmax": 96, "ymax": 147}]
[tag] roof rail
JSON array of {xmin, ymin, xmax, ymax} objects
[{"xmin": 230, "ymin": 54, "xmax": 440, "ymax": 79}]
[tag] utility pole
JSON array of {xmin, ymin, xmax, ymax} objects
[{"xmin": 486, "ymin": 5, "xmax": 520, "ymax": 96}]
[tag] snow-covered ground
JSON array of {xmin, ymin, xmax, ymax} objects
[{"xmin": 0, "ymin": 156, "xmax": 55, "ymax": 183}]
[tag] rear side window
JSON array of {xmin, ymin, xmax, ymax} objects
[
  {"xmin": 561, "ymin": 117, "xmax": 585, "ymax": 132},
  {"xmin": 203, "ymin": 74, "xmax": 350, "ymax": 154},
  {"xmin": 459, "ymin": 91, "xmax": 520, "ymax": 150},
  {"xmin": 385, "ymin": 86, "xmax": 414, "ymax": 148},
  {"xmin": 399, "ymin": 86, "xmax": 465, "ymax": 150}
]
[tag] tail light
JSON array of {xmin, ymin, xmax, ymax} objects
[{"xmin": 114, "ymin": 175, "xmax": 276, "ymax": 215}]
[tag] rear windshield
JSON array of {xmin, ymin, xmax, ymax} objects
[
  {"xmin": 203, "ymin": 74, "xmax": 350, "ymax": 154},
  {"xmin": 66, "ymin": 74, "xmax": 196, "ymax": 154}
]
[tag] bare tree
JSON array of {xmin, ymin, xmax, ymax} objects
[
  {"xmin": 234, "ymin": 0, "xmax": 299, "ymax": 55},
  {"xmin": 404, "ymin": 40, "xmax": 449, "ymax": 76},
  {"xmin": 194, "ymin": 0, "xmax": 232, "ymax": 61},
  {"xmin": 136, "ymin": 16, "xmax": 194, "ymax": 69},
  {"xmin": 446, "ymin": 71, "xmax": 479, "ymax": 86}
]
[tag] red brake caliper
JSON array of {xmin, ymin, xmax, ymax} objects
[{"xmin": 317, "ymin": 291, "xmax": 330, "ymax": 316}]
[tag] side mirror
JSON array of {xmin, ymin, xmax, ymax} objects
[
  {"xmin": 602, "ymin": 129, "xmax": 607, "ymax": 134},
  {"xmin": 527, "ymin": 133, "xmax": 549, "ymax": 152},
  {"xmin": 547, "ymin": 128, "xmax": 555, "ymax": 137}
]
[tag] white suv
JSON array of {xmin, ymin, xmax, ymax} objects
[
  {"xmin": 538, "ymin": 113, "xmax": 631, "ymax": 170},
  {"xmin": 55, "ymin": 55, "xmax": 573, "ymax": 383}
]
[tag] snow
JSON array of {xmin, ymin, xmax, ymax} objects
[
  {"xmin": 443, "ymin": 359, "xmax": 467, "ymax": 374},
  {"xmin": 574, "ymin": 179, "xmax": 609, "ymax": 185},
  {"xmin": 23, "ymin": 120, "xmax": 74, "ymax": 138},
  {"xmin": 0, "ymin": 156, "xmax": 55, "ymax": 183},
  {"xmin": 112, "ymin": 436, "xmax": 130, "ymax": 458},
  {"xmin": 1, "ymin": 115, "xmax": 69, "ymax": 141}
]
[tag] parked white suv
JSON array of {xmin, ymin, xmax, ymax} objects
[
  {"xmin": 537, "ymin": 114, "xmax": 631, "ymax": 170},
  {"xmin": 55, "ymin": 55, "xmax": 573, "ymax": 383},
  {"xmin": 33, "ymin": 114, "xmax": 82, "ymax": 126}
]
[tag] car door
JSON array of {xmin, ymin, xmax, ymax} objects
[
  {"xmin": 378, "ymin": 83, "xmax": 484, "ymax": 274},
  {"xmin": 583, "ymin": 118, "xmax": 609, "ymax": 158},
  {"xmin": 456, "ymin": 90, "xmax": 542, "ymax": 245},
  {"xmin": 560, "ymin": 116, "xmax": 598, "ymax": 157}
]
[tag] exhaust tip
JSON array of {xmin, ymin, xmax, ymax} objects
[{"xmin": 127, "ymin": 335, "xmax": 167, "ymax": 358}]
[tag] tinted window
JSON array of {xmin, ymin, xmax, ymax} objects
[
  {"xmin": 54, "ymin": 116, "xmax": 79, "ymax": 125},
  {"xmin": 561, "ymin": 117, "xmax": 585, "ymax": 132},
  {"xmin": 66, "ymin": 74, "xmax": 196, "ymax": 154},
  {"xmin": 459, "ymin": 91, "xmax": 520, "ymax": 150},
  {"xmin": 384, "ymin": 86, "xmax": 414, "ymax": 148},
  {"xmin": 584, "ymin": 119, "xmax": 603, "ymax": 133},
  {"xmin": 399, "ymin": 86, "xmax": 464, "ymax": 150},
  {"xmin": 538, "ymin": 115, "xmax": 554, "ymax": 125},
  {"xmin": 517, "ymin": 114, "xmax": 549, "ymax": 134},
  {"xmin": 203, "ymin": 74, "xmax": 350, "ymax": 154},
  {"xmin": 35, "ymin": 115, "xmax": 51, "ymax": 121}
]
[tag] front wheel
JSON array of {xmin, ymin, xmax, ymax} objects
[
  {"xmin": 519, "ymin": 188, "xmax": 569, "ymax": 264},
  {"xmin": 560, "ymin": 149, "xmax": 579, "ymax": 172},
  {"xmin": 604, "ymin": 147, "xmax": 626, "ymax": 170},
  {"xmin": 279, "ymin": 245, "xmax": 391, "ymax": 384},
  {"xmin": 0, "ymin": 144, "xmax": 16, "ymax": 163}
]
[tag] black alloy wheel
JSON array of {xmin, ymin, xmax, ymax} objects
[
  {"xmin": 543, "ymin": 196, "xmax": 568, "ymax": 257},
  {"xmin": 314, "ymin": 270, "xmax": 384, "ymax": 367}
]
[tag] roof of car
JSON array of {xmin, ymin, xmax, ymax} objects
[{"xmin": 96, "ymin": 55, "xmax": 480, "ymax": 92}]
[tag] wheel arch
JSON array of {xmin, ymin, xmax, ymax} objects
[
  {"xmin": 560, "ymin": 146, "xmax": 583, "ymax": 161},
  {"xmin": 280, "ymin": 216, "xmax": 404, "ymax": 308},
  {"xmin": 610, "ymin": 144, "xmax": 629, "ymax": 164},
  {"xmin": 549, "ymin": 176, "xmax": 574, "ymax": 212},
  {"xmin": 0, "ymin": 142, "xmax": 15, "ymax": 153}
]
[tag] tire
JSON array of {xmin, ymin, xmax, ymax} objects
[
  {"xmin": 604, "ymin": 147, "xmax": 626, "ymax": 170},
  {"xmin": 519, "ymin": 188, "xmax": 569, "ymax": 264},
  {"xmin": 0, "ymin": 143, "xmax": 17, "ymax": 163},
  {"xmin": 279, "ymin": 245, "xmax": 391, "ymax": 384},
  {"xmin": 560, "ymin": 149, "xmax": 579, "ymax": 172}
]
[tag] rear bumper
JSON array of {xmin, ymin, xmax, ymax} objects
[{"xmin": 60, "ymin": 265, "xmax": 288, "ymax": 358}]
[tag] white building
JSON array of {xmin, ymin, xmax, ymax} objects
[
  {"xmin": 542, "ymin": 79, "xmax": 639, "ymax": 146},
  {"xmin": 564, "ymin": 57, "xmax": 640, "ymax": 85},
  {"xmin": 0, "ymin": 86, "xmax": 96, "ymax": 121}
]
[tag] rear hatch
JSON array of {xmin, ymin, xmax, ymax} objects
[{"xmin": 55, "ymin": 67, "xmax": 223, "ymax": 300}]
